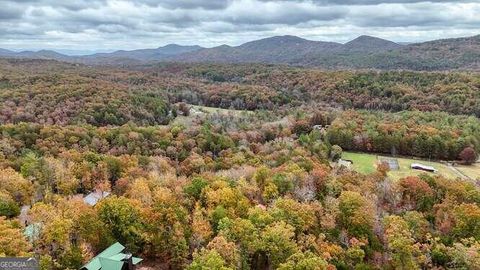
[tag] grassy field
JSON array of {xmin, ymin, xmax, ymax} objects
[
  {"xmin": 456, "ymin": 164, "xmax": 480, "ymax": 180},
  {"xmin": 391, "ymin": 157, "xmax": 457, "ymax": 180},
  {"xmin": 342, "ymin": 151, "xmax": 461, "ymax": 180},
  {"xmin": 172, "ymin": 104, "xmax": 250, "ymax": 125},
  {"xmin": 190, "ymin": 105, "xmax": 248, "ymax": 114},
  {"xmin": 342, "ymin": 152, "xmax": 378, "ymax": 174}
]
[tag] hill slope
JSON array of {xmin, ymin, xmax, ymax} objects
[
  {"xmin": 174, "ymin": 35, "xmax": 342, "ymax": 63},
  {"xmin": 173, "ymin": 34, "xmax": 480, "ymax": 70},
  {"xmin": 0, "ymin": 44, "xmax": 203, "ymax": 64},
  {"xmin": 86, "ymin": 44, "xmax": 203, "ymax": 61},
  {"xmin": 304, "ymin": 35, "xmax": 480, "ymax": 70},
  {"xmin": 1, "ymin": 34, "xmax": 480, "ymax": 70},
  {"xmin": 0, "ymin": 48, "xmax": 14, "ymax": 56},
  {"xmin": 342, "ymin": 35, "xmax": 403, "ymax": 52}
]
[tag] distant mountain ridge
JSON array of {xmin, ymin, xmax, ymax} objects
[
  {"xmin": 343, "ymin": 35, "xmax": 402, "ymax": 52},
  {"xmin": 1, "ymin": 34, "xmax": 480, "ymax": 70},
  {"xmin": 0, "ymin": 44, "xmax": 204, "ymax": 64},
  {"xmin": 0, "ymin": 48, "xmax": 14, "ymax": 55},
  {"xmin": 174, "ymin": 35, "xmax": 344, "ymax": 63},
  {"xmin": 86, "ymin": 44, "xmax": 204, "ymax": 61}
]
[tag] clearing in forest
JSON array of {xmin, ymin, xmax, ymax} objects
[
  {"xmin": 342, "ymin": 151, "xmax": 466, "ymax": 180},
  {"xmin": 456, "ymin": 164, "xmax": 480, "ymax": 180}
]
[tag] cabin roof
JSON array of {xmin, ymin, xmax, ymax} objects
[
  {"xmin": 82, "ymin": 242, "xmax": 142, "ymax": 270},
  {"xmin": 83, "ymin": 191, "xmax": 110, "ymax": 206},
  {"xmin": 24, "ymin": 222, "xmax": 42, "ymax": 242}
]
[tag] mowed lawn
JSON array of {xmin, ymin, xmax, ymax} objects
[
  {"xmin": 391, "ymin": 157, "xmax": 457, "ymax": 180},
  {"xmin": 456, "ymin": 164, "xmax": 480, "ymax": 180},
  {"xmin": 342, "ymin": 152, "xmax": 378, "ymax": 174},
  {"xmin": 342, "ymin": 151, "xmax": 459, "ymax": 180}
]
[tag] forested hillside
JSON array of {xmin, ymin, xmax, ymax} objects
[
  {"xmin": 174, "ymin": 34, "xmax": 480, "ymax": 70},
  {"xmin": 2, "ymin": 34, "xmax": 480, "ymax": 70},
  {"xmin": 327, "ymin": 110, "xmax": 480, "ymax": 160},
  {"xmin": 2, "ymin": 61, "xmax": 480, "ymax": 126},
  {"xmin": 1, "ymin": 60, "xmax": 479, "ymax": 270},
  {"xmin": 0, "ymin": 59, "xmax": 172, "ymax": 126},
  {"xmin": 167, "ymin": 64, "xmax": 480, "ymax": 117}
]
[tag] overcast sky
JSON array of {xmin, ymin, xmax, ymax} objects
[{"xmin": 1, "ymin": 0, "xmax": 479, "ymax": 54}]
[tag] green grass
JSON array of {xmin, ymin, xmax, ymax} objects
[
  {"xmin": 172, "ymin": 104, "xmax": 250, "ymax": 126},
  {"xmin": 191, "ymin": 105, "xmax": 249, "ymax": 115},
  {"xmin": 456, "ymin": 164, "xmax": 480, "ymax": 180},
  {"xmin": 390, "ymin": 157, "xmax": 457, "ymax": 180},
  {"xmin": 342, "ymin": 151, "xmax": 460, "ymax": 180},
  {"xmin": 342, "ymin": 152, "xmax": 378, "ymax": 174}
]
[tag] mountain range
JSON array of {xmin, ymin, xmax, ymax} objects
[{"xmin": 1, "ymin": 34, "xmax": 480, "ymax": 70}]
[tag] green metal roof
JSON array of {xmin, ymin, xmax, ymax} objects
[
  {"xmin": 107, "ymin": 254, "xmax": 127, "ymax": 261},
  {"xmin": 97, "ymin": 242, "xmax": 125, "ymax": 258},
  {"xmin": 82, "ymin": 242, "xmax": 142, "ymax": 270},
  {"xmin": 83, "ymin": 256, "xmax": 101, "ymax": 270},
  {"xmin": 24, "ymin": 223, "xmax": 42, "ymax": 242},
  {"xmin": 132, "ymin": 257, "xmax": 142, "ymax": 265},
  {"xmin": 98, "ymin": 258, "xmax": 124, "ymax": 270}
]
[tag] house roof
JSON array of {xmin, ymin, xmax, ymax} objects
[
  {"xmin": 24, "ymin": 222, "xmax": 42, "ymax": 242},
  {"xmin": 82, "ymin": 242, "xmax": 142, "ymax": 270},
  {"xmin": 83, "ymin": 191, "xmax": 110, "ymax": 206}
]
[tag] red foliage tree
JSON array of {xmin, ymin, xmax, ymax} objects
[
  {"xmin": 399, "ymin": 176, "xmax": 434, "ymax": 211},
  {"xmin": 459, "ymin": 147, "xmax": 477, "ymax": 165}
]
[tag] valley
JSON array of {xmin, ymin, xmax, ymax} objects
[
  {"xmin": 0, "ymin": 39, "xmax": 479, "ymax": 270},
  {"xmin": 2, "ymin": 0, "xmax": 480, "ymax": 269}
]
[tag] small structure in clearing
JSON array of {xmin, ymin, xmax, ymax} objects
[
  {"xmin": 338, "ymin": 159, "xmax": 353, "ymax": 168},
  {"xmin": 24, "ymin": 222, "xmax": 42, "ymax": 243},
  {"xmin": 81, "ymin": 242, "xmax": 142, "ymax": 270},
  {"xmin": 411, "ymin": 163, "xmax": 437, "ymax": 173},
  {"xmin": 84, "ymin": 190, "xmax": 110, "ymax": 206},
  {"xmin": 379, "ymin": 158, "xmax": 400, "ymax": 171},
  {"xmin": 189, "ymin": 107, "xmax": 204, "ymax": 116}
]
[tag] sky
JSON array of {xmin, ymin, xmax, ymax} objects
[{"xmin": 1, "ymin": 0, "xmax": 480, "ymax": 54}]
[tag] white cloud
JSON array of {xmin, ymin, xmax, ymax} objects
[{"xmin": 0, "ymin": 0, "xmax": 479, "ymax": 52}]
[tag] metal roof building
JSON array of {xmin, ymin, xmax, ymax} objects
[
  {"xmin": 24, "ymin": 222, "xmax": 42, "ymax": 243},
  {"xmin": 83, "ymin": 191, "xmax": 110, "ymax": 206},
  {"xmin": 81, "ymin": 242, "xmax": 142, "ymax": 270},
  {"xmin": 411, "ymin": 163, "xmax": 437, "ymax": 173}
]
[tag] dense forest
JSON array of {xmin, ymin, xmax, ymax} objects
[
  {"xmin": 172, "ymin": 34, "xmax": 480, "ymax": 71},
  {"xmin": 2, "ymin": 61, "xmax": 480, "ymax": 125},
  {"xmin": 0, "ymin": 60, "xmax": 479, "ymax": 270},
  {"xmin": 327, "ymin": 110, "xmax": 480, "ymax": 160},
  {"xmin": 183, "ymin": 65, "xmax": 480, "ymax": 116}
]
